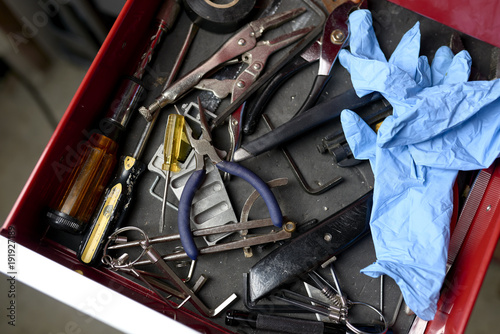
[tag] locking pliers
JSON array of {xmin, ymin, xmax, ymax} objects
[{"xmin": 139, "ymin": 7, "xmax": 313, "ymax": 122}]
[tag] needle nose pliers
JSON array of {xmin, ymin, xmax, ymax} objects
[{"xmin": 179, "ymin": 98, "xmax": 283, "ymax": 260}]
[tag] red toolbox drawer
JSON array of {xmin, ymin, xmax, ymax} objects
[
  {"xmin": 2, "ymin": 0, "xmax": 500, "ymax": 333},
  {"xmin": 389, "ymin": 0, "xmax": 500, "ymax": 49}
]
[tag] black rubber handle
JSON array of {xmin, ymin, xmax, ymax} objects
[
  {"xmin": 243, "ymin": 56, "xmax": 317, "ymax": 135},
  {"xmin": 248, "ymin": 191, "xmax": 373, "ymax": 303},
  {"xmin": 293, "ymin": 74, "xmax": 330, "ymax": 117},
  {"xmin": 239, "ymin": 89, "xmax": 382, "ymax": 159},
  {"xmin": 226, "ymin": 310, "xmax": 347, "ymax": 334}
]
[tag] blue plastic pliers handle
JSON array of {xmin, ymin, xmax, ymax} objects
[{"xmin": 178, "ymin": 99, "xmax": 283, "ymax": 260}]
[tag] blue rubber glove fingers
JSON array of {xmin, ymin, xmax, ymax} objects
[
  {"xmin": 431, "ymin": 47, "xmax": 471, "ymax": 85},
  {"xmin": 340, "ymin": 13, "xmax": 423, "ymax": 104},
  {"xmin": 377, "ymin": 79, "xmax": 500, "ymax": 148},
  {"xmin": 347, "ymin": 9, "xmax": 386, "ymax": 62},
  {"xmin": 339, "ymin": 51, "xmax": 421, "ymax": 103},
  {"xmin": 430, "ymin": 46, "xmax": 454, "ymax": 85},
  {"xmin": 415, "ymin": 55, "xmax": 432, "ymax": 88},
  {"xmin": 339, "ymin": 10, "xmax": 385, "ymax": 97},
  {"xmin": 443, "ymin": 50, "xmax": 472, "ymax": 84},
  {"xmin": 409, "ymin": 97, "xmax": 500, "ymax": 170},
  {"xmin": 363, "ymin": 165, "xmax": 456, "ymax": 321},
  {"xmin": 340, "ymin": 109, "xmax": 377, "ymax": 163},
  {"xmin": 388, "ymin": 21, "xmax": 421, "ymax": 80}
]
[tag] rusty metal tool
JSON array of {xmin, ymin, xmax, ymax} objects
[
  {"xmin": 241, "ymin": 0, "xmax": 365, "ymax": 134},
  {"xmin": 102, "ymin": 226, "xmax": 237, "ymax": 317},
  {"xmin": 108, "ymin": 218, "xmax": 295, "ymax": 265},
  {"xmin": 211, "ymin": 0, "xmax": 326, "ymax": 128}
]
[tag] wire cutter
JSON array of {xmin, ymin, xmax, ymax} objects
[
  {"xmin": 179, "ymin": 98, "xmax": 283, "ymax": 260},
  {"xmin": 191, "ymin": 13, "xmax": 313, "ymax": 163},
  {"xmin": 139, "ymin": 7, "xmax": 314, "ymax": 123},
  {"xmin": 242, "ymin": 0, "xmax": 365, "ymax": 135}
]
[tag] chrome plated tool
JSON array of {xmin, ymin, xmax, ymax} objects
[
  {"xmin": 180, "ymin": 98, "xmax": 283, "ymax": 260},
  {"xmin": 273, "ymin": 266, "xmax": 388, "ymax": 334},
  {"xmin": 139, "ymin": 7, "xmax": 313, "ymax": 122},
  {"xmin": 102, "ymin": 226, "xmax": 237, "ymax": 317}
]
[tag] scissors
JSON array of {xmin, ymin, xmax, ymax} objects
[{"xmin": 242, "ymin": 0, "xmax": 365, "ymax": 135}]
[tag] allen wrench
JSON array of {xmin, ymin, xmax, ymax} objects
[
  {"xmin": 263, "ymin": 115, "xmax": 343, "ymax": 195},
  {"xmin": 272, "ymin": 265, "xmax": 388, "ymax": 334},
  {"xmin": 102, "ymin": 226, "xmax": 237, "ymax": 317}
]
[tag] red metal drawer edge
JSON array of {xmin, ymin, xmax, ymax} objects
[
  {"xmin": 388, "ymin": 0, "xmax": 500, "ymax": 49},
  {"xmin": 0, "ymin": 1, "xmax": 235, "ymax": 331},
  {"xmin": 35, "ymin": 236, "xmax": 233, "ymax": 334},
  {"xmin": 425, "ymin": 160, "xmax": 500, "ymax": 333},
  {"xmin": 0, "ymin": 0, "xmax": 157, "ymax": 248}
]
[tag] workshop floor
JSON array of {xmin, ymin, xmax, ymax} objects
[{"xmin": 0, "ymin": 37, "xmax": 500, "ymax": 334}]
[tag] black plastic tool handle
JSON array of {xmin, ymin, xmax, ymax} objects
[
  {"xmin": 226, "ymin": 310, "xmax": 344, "ymax": 334},
  {"xmin": 77, "ymin": 156, "xmax": 146, "ymax": 266},
  {"xmin": 243, "ymin": 55, "xmax": 317, "ymax": 135},
  {"xmin": 294, "ymin": 74, "xmax": 331, "ymax": 116},
  {"xmin": 247, "ymin": 191, "xmax": 373, "ymax": 303},
  {"xmin": 236, "ymin": 89, "xmax": 382, "ymax": 161}
]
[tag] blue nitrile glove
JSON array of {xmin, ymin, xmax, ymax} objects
[{"xmin": 338, "ymin": 10, "xmax": 500, "ymax": 320}]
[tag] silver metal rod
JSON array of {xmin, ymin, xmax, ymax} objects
[
  {"xmin": 159, "ymin": 170, "xmax": 172, "ymax": 233},
  {"xmin": 109, "ymin": 218, "xmax": 276, "ymax": 250},
  {"xmin": 133, "ymin": 21, "xmax": 199, "ymax": 159},
  {"xmin": 132, "ymin": 228, "xmax": 292, "ymax": 265},
  {"xmin": 380, "ymin": 275, "xmax": 384, "ymax": 321}
]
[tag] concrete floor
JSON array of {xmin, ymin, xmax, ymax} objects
[{"xmin": 0, "ymin": 24, "xmax": 499, "ymax": 334}]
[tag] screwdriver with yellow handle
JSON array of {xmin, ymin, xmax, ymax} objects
[
  {"xmin": 77, "ymin": 113, "xmax": 190, "ymax": 265},
  {"xmin": 45, "ymin": 0, "xmax": 182, "ymax": 234},
  {"xmin": 77, "ymin": 155, "xmax": 145, "ymax": 265},
  {"xmin": 159, "ymin": 113, "xmax": 190, "ymax": 233},
  {"xmin": 77, "ymin": 5, "xmax": 202, "ymax": 266}
]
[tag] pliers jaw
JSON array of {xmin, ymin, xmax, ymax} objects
[
  {"xmin": 318, "ymin": 0, "xmax": 365, "ymax": 76},
  {"xmin": 183, "ymin": 98, "xmax": 224, "ymax": 169},
  {"xmin": 140, "ymin": 7, "xmax": 311, "ymax": 122},
  {"xmin": 230, "ymin": 25, "xmax": 315, "ymax": 102}
]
